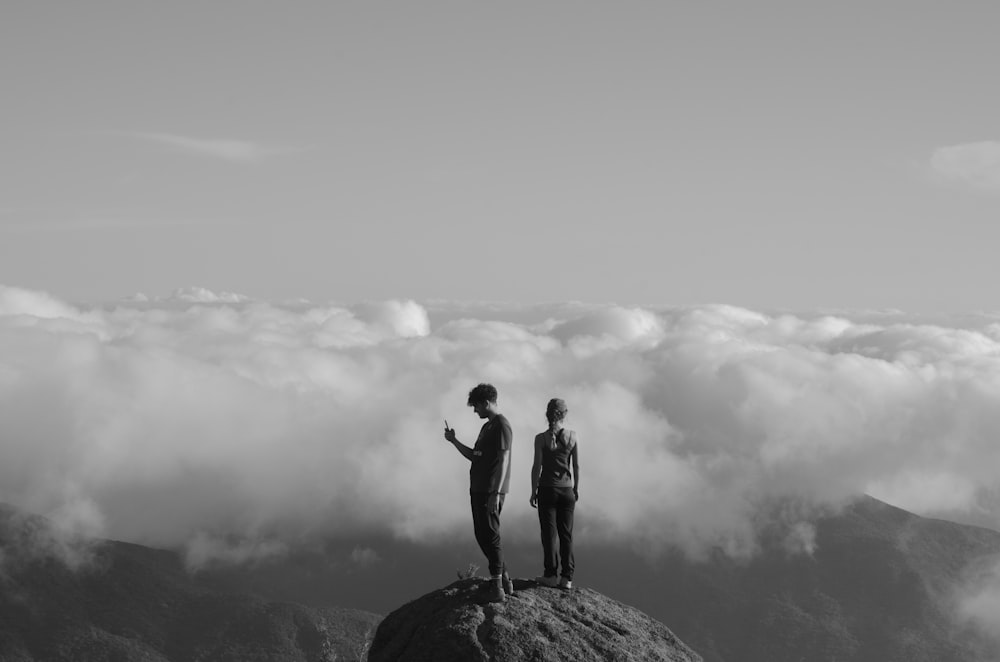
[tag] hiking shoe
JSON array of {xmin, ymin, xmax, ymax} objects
[
  {"xmin": 485, "ymin": 580, "xmax": 506, "ymax": 603},
  {"xmin": 558, "ymin": 577, "xmax": 573, "ymax": 590},
  {"xmin": 535, "ymin": 575, "xmax": 559, "ymax": 588},
  {"xmin": 502, "ymin": 572, "xmax": 515, "ymax": 597}
]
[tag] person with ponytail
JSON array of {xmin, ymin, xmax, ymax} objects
[{"xmin": 529, "ymin": 398, "xmax": 579, "ymax": 590}]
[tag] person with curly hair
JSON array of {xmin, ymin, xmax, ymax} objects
[{"xmin": 444, "ymin": 383, "xmax": 514, "ymax": 602}]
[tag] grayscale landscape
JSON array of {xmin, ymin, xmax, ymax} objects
[{"xmin": 4, "ymin": 2, "xmax": 1000, "ymax": 661}]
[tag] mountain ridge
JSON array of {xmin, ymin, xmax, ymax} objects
[
  {"xmin": 639, "ymin": 494, "xmax": 1000, "ymax": 662},
  {"xmin": 0, "ymin": 504, "xmax": 380, "ymax": 662},
  {"xmin": 5, "ymin": 495, "xmax": 1000, "ymax": 661}
]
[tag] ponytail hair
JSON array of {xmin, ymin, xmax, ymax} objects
[
  {"xmin": 546, "ymin": 398, "xmax": 569, "ymax": 451},
  {"xmin": 546, "ymin": 398, "xmax": 568, "ymax": 423}
]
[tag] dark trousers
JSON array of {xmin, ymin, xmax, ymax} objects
[
  {"xmin": 470, "ymin": 492, "xmax": 506, "ymax": 577},
  {"xmin": 538, "ymin": 486, "xmax": 575, "ymax": 580}
]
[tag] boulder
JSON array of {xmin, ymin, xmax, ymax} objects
[{"xmin": 368, "ymin": 578, "xmax": 702, "ymax": 662}]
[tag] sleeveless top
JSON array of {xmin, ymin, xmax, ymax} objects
[{"xmin": 537, "ymin": 428, "xmax": 576, "ymax": 488}]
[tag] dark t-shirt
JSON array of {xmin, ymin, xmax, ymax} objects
[{"xmin": 469, "ymin": 413, "xmax": 513, "ymax": 494}]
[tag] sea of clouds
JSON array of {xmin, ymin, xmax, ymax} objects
[{"xmin": 3, "ymin": 284, "xmax": 1000, "ymax": 575}]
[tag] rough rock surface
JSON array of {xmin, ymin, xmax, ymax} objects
[{"xmin": 368, "ymin": 578, "xmax": 702, "ymax": 662}]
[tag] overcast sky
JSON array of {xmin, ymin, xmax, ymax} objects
[{"xmin": 2, "ymin": 2, "xmax": 999, "ymax": 311}]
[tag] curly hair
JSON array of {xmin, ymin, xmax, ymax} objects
[{"xmin": 467, "ymin": 383, "xmax": 498, "ymax": 406}]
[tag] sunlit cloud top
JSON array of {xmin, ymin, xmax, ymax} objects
[{"xmin": 3, "ymin": 284, "xmax": 1000, "ymax": 565}]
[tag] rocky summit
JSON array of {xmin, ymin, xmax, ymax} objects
[{"xmin": 368, "ymin": 577, "xmax": 702, "ymax": 662}]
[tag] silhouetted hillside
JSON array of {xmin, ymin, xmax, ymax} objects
[
  {"xmin": 192, "ymin": 496, "xmax": 1000, "ymax": 662},
  {"xmin": 0, "ymin": 504, "xmax": 380, "ymax": 662},
  {"xmin": 627, "ymin": 496, "xmax": 1000, "ymax": 662},
  {"xmin": 11, "ymin": 496, "xmax": 1000, "ymax": 661}
]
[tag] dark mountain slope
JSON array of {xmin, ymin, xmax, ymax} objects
[
  {"xmin": 10, "ymin": 495, "xmax": 1000, "ymax": 662},
  {"xmin": 192, "ymin": 496, "xmax": 1000, "ymax": 662},
  {"xmin": 629, "ymin": 496, "xmax": 1000, "ymax": 662},
  {"xmin": 0, "ymin": 505, "xmax": 380, "ymax": 662}
]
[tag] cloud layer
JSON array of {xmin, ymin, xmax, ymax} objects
[{"xmin": 3, "ymin": 286, "xmax": 1000, "ymax": 565}]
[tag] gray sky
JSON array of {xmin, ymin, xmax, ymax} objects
[{"xmin": 2, "ymin": 1, "xmax": 999, "ymax": 311}]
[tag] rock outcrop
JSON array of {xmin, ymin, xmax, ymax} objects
[{"xmin": 368, "ymin": 577, "xmax": 702, "ymax": 662}]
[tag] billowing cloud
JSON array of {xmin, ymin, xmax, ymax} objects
[
  {"xmin": 0, "ymin": 499, "xmax": 103, "ymax": 574},
  {"xmin": 4, "ymin": 288, "xmax": 1000, "ymax": 565},
  {"xmin": 184, "ymin": 533, "xmax": 289, "ymax": 570},
  {"xmin": 166, "ymin": 287, "xmax": 252, "ymax": 304},
  {"xmin": 930, "ymin": 141, "xmax": 1000, "ymax": 190},
  {"xmin": 0, "ymin": 285, "xmax": 85, "ymax": 319},
  {"xmin": 954, "ymin": 557, "xmax": 1000, "ymax": 649},
  {"xmin": 354, "ymin": 300, "xmax": 430, "ymax": 338}
]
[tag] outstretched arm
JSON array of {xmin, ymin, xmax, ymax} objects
[{"xmin": 444, "ymin": 424, "xmax": 476, "ymax": 462}]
